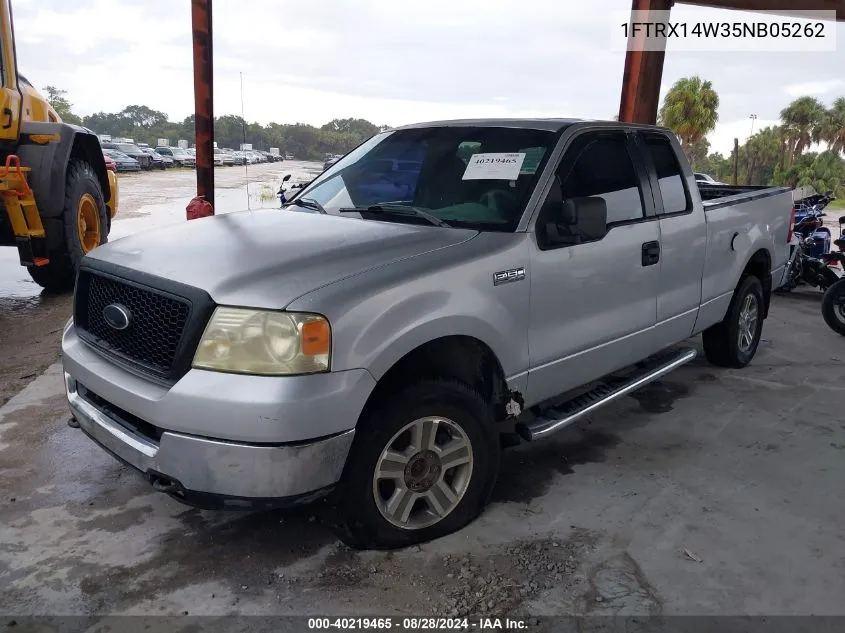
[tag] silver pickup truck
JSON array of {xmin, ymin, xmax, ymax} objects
[{"xmin": 62, "ymin": 119, "xmax": 793, "ymax": 549}]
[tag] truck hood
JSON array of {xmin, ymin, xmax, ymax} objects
[{"xmin": 87, "ymin": 209, "xmax": 478, "ymax": 308}]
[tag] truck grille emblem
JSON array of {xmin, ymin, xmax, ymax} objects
[{"xmin": 103, "ymin": 303, "xmax": 132, "ymax": 331}]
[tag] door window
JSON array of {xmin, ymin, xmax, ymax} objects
[{"xmin": 537, "ymin": 132, "xmax": 645, "ymax": 249}]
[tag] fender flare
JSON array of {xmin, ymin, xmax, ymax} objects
[{"xmin": 16, "ymin": 121, "xmax": 111, "ymax": 221}]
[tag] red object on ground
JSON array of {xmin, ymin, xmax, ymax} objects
[{"xmin": 186, "ymin": 196, "xmax": 214, "ymax": 220}]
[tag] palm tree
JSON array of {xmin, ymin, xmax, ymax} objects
[
  {"xmin": 780, "ymin": 96, "xmax": 826, "ymax": 165},
  {"xmin": 819, "ymin": 97, "xmax": 845, "ymax": 155},
  {"xmin": 744, "ymin": 127, "xmax": 782, "ymax": 185},
  {"xmin": 658, "ymin": 77, "xmax": 719, "ymax": 160}
]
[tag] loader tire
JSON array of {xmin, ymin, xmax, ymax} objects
[{"xmin": 28, "ymin": 160, "xmax": 108, "ymax": 293}]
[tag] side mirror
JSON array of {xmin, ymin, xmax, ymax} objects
[
  {"xmin": 565, "ymin": 196, "xmax": 608, "ymax": 239},
  {"xmin": 282, "ymin": 174, "xmax": 292, "ymax": 182}
]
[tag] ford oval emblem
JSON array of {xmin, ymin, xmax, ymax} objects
[{"xmin": 103, "ymin": 303, "xmax": 131, "ymax": 331}]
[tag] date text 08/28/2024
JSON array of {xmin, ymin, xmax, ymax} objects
[{"xmin": 307, "ymin": 617, "xmax": 531, "ymax": 630}]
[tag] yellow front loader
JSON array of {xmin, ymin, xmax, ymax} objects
[{"xmin": 0, "ymin": 0, "xmax": 117, "ymax": 291}]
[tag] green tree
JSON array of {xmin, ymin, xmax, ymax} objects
[
  {"xmin": 820, "ymin": 97, "xmax": 845, "ymax": 155},
  {"xmin": 658, "ymin": 76, "xmax": 719, "ymax": 161},
  {"xmin": 781, "ymin": 150, "xmax": 845, "ymax": 197},
  {"xmin": 120, "ymin": 105, "xmax": 168, "ymax": 129},
  {"xmin": 780, "ymin": 96, "xmax": 826, "ymax": 165},
  {"xmin": 42, "ymin": 85, "xmax": 82, "ymax": 125},
  {"xmin": 743, "ymin": 127, "xmax": 782, "ymax": 185}
]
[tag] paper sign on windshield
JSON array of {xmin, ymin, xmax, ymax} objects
[{"xmin": 462, "ymin": 152, "xmax": 526, "ymax": 180}]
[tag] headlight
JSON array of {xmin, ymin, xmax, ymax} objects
[{"xmin": 192, "ymin": 308, "xmax": 330, "ymax": 376}]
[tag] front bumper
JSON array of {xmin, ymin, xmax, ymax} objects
[
  {"xmin": 65, "ymin": 372, "xmax": 356, "ymax": 504},
  {"xmin": 62, "ymin": 321, "xmax": 375, "ymax": 503}
]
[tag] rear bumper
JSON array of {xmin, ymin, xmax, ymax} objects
[{"xmin": 65, "ymin": 371, "xmax": 355, "ymax": 504}]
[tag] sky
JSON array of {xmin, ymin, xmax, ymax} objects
[{"xmin": 12, "ymin": 0, "xmax": 845, "ymax": 155}]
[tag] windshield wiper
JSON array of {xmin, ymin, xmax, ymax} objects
[
  {"xmin": 286, "ymin": 197, "xmax": 327, "ymax": 214},
  {"xmin": 339, "ymin": 204, "xmax": 450, "ymax": 227}
]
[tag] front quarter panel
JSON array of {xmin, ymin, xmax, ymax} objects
[{"xmin": 287, "ymin": 232, "xmax": 532, "ymax": 394}]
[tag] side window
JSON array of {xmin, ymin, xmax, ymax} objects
[
  {"xmin": 537, "ymin": 133, "xmax": 644, "ymax": 249},
  {"xmin": 643, "ymin": 135, "xmax": 690, "ymax": 215}
]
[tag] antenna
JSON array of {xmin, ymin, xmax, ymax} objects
[{"xmin": 240, "ymin": 71, "xmax": 250, "ymax": 210}]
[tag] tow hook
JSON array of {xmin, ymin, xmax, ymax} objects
[{"xmin": 67, "ymin": 416, "xmax": 80, "ymax": 429}]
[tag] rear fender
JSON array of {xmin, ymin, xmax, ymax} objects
[{"xmin": 16, "ymin": 121, "xmax": 111, "ymax": 221}]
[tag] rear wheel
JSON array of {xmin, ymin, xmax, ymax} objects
[
  {"xmin": 821, "ymin": 278, "xmax": 845, "ymax": 336},
  {"xmin": 703, "ymin": 275, "xmax": 764, "ymax": 368},
  {"xmin": 332, "ymin": 380, "xmax": 500, "ymax": 550},
  {"xmin": 28, "ymin": 160, "xmax": 108, "ymax": 293}
]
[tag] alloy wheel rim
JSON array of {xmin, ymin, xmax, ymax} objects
[
  {"xmin": 737, "ymin": 294, "xmax": 759, "ymax": 353},
  {"xmin": 372, "ymin": 416, "xmax": 473, "ymax": 530}
]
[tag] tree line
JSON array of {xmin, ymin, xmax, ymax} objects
[
  {"xmin": 658, "ymin": 76, "xmax": 845, "ymax": 197},
  {"xmin": 43, "ymin": 87, "xmax": 387, "ymax": 161}
]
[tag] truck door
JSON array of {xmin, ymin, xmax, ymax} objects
[
  {"xmin": 636, "ymin": 132, "xmax": 708, "ymax": 349},
  {"xmin": 0, "ymin": 0, "xmax": 22, "ymax": 144},
  {"xmin": 525, "ymin": 129, "xmax": 660, "ymax": 405}
]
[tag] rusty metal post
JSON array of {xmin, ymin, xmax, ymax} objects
[
  {"xmin": 191, "ymin": 0, "xmax": 214, "ymax": 211},
  {"xmin": 618, "ymin": 0, "xmax": 671, "ymax": 124}
]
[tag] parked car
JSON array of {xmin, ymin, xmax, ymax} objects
[
  {"xmin": 214, "ymin": 148, "xmax": 235, "ymax": 166},
  {"xmin": 141, "ymin": 148, "xmax": 166, "ymax": 170},
  {"xmin": 230, "ymin": 151, "xmax": 249, "ymax": 166},
  {"xmin": 694, "ymin": 172, "xmax": 728, "ymax": 186},
  {"xmin": 284, "ymin": 152, "xmax": 295, "ymax": 160},
  {"xmin": 102, "ymin": 142, "xmax": 152, "ymax": 170},
  {"xmin": 323, "ymin": 154, "xmax": 342, "ymax": 171},
  {"xmin": 156, "ymin": 146, "xmax": 195, "ymax": 168},
  {"xmin": 102, "ymin": 152, "xmax": 117, "ymax": 172},
  {"xmin": 62, "ymin": 118, "xmax": 793, "ymax": 550},
  {"xmin": 102, "ymin": 149, "xmax": 140, "ymax": 172},
  {"xmin": 259, "ymin": 150, "xmax": 276, "ymax": 163}
]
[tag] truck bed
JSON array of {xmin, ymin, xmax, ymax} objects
[{"xmin": 698, "ymin": 184, "xmax": 793, "ymax": 209}]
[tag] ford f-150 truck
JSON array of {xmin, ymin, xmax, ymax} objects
[{"xmin": 62, "ymin": 119, "xmax": 793, "ymax": 549}]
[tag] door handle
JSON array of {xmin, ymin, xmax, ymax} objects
[{"xmin": 641, "ymin": 241, "xmax": 660, "ymax": 266}]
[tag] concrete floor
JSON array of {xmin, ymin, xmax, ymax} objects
[
  {"xmin": 1, "ymin": 166, "xmax": 844, "ymax": 623},
  {"xmin": 1, "ymin": 287, "xmax": 844, "ymax": 622}
]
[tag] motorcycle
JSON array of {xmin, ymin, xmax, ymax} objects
[
  {"xmin": 278, "ymin": 174, "xmax": 306, "ymax": 207},
  {"xmin": 779, "ymin": 232, "xmax": 843, "ymax": 294},
  {"xmin": 821, "ymin": 215, "xmax": 845, "ymax": 335},
  {"xmin": 778, "ymin": 193, "xmax": 842, "ymax": 292},
  {"xmin": 278, "ymin": 174, "xmax": 292, "ymax": 207}
]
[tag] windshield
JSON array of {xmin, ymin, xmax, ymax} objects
[
  {"xmin": 117, "ymin": 144, "xmax": 140, "ymax": 153},
  {"xmin": 293, "ymin": 126, "xmax": 557, "ymax": 231}
]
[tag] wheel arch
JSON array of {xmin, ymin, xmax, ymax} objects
[
  {"xmin": 361, "ymin": 334, "xmax": 512, "ymax": 423},
  {"xmin": 17, "ymin": 121, "xmax": 110, "ymax": 222},
  {"xmin": 740, "ymin": 247, "xmax": 772, "ymax": 317}
]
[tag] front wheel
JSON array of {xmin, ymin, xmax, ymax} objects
[
  {"xmin": 28, "ymin": 160, "xmax": 108, "ymax": 292},
  {"xmin": 702, "ymin": 275, "xmax": 765, "ymax": 368},
  {"xmin": 332, "ymin": 380, "xmax": 500, "ymax": 550},
  {"xmin": 821, "ymin": 278, "xmax": 845, "ymax": 336}
]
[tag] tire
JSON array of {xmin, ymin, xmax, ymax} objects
[
  {"xmin": 821, "ymin": 278, "xmax": 845, "ymax": 336},
  {"xmin": 331, "ymin": 379, "xmax": 500, "ymax": 550},
  {"xmin": 27, "ymin": 160, "xmax": 108, "ymax": 293},
  {"xmin": 702, "ymin": 275, "xmax": 765, "ymax": 368}
]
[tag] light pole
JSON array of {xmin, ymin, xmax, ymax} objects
[{"xmin": 749, "ymin": 113, "xmax": 758, "ymax": 139}]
